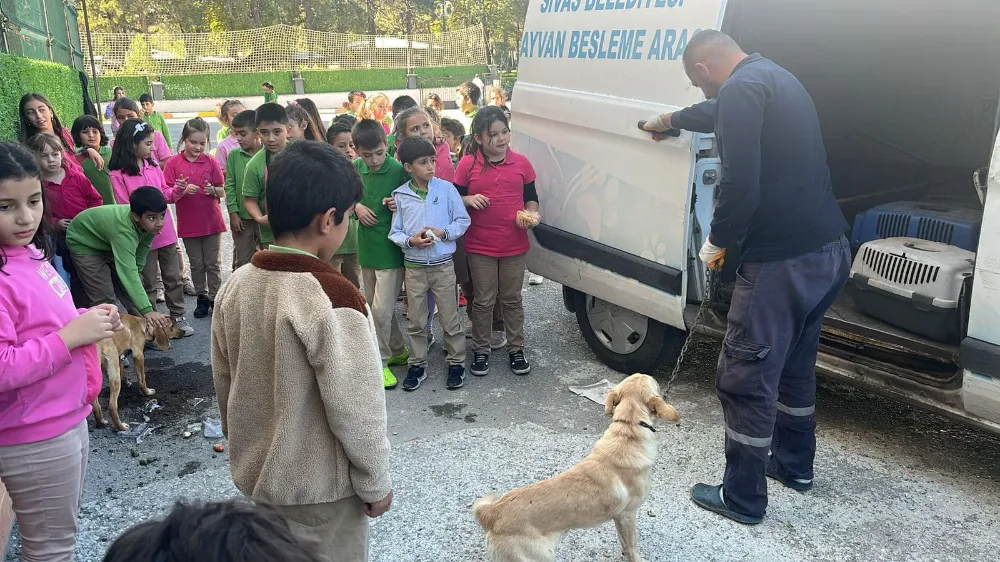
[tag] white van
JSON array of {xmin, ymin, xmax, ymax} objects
[{"xmin": 513, "ymin": 0, "xmax": 1000, "ymax": 434}]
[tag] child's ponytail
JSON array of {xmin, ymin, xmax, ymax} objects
[{"xmin": 286, "ymin": 102, "xmax": 322, "ymax": 141}]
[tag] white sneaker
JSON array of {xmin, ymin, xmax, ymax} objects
[
  {"xmin": 171, "ymin": 317, "xmax": 195, "ymax": 338},
  {"xmin": 490, "ymin": 331, "xmax": 508, "ymax": 350},
  {"xmin": 528, "ymin": 274, "xmax": 545, "ymax": 285}
]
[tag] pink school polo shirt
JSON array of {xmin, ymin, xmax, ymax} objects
[
  {"xmin": 110, "ymin": 160, "xmax": 179, "ymax": 250},
  {"xmin": 110, "ymin": 130, "xmax": 172, "ymax": 165},
  {"xmin": 163, "ymin": 153, "xmax": 227, "ymax": 238},
  {"xmin": 454, "ymin": 149, "xmax": 537, "ymax": 258}
]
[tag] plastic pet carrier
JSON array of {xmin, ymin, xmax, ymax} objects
[
  {"xmin": 849, "ymin": 238, "xmax": 974, "ymax": 343},
  {"xmin": 850, "ymin": 202, "xmax": 982, "ymax": 251}
]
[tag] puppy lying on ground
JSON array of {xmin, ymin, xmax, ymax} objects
[
  {"xmin": 473, "ymin": 373, "xmax": 680, "ymax": 562},
  {"xmin": 92, "ymin": 313, "xmax": 181, "ymax": 431}
]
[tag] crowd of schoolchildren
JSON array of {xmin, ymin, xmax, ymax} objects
[{"xmin": 0, "ymin": 78, "xmax": 541, "ymax": 560}]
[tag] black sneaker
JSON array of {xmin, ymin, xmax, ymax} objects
[
  {"xmin": 766, "ymin": 459, "xmax": 814, "ymax": 492},
  {"xmin": 402, "ymin": 366, "xmax": 426, "ymax": 391},
  {"xmin": 509, "ymin": 350, "xmax": 531, "ymax": 375},
  {"xmin": 193, "ymin": 296, "xmax": 211, "ymax": 319},
  {"xmin": 446, "ymin": 365, "xmax": 466, "ymax": 390},
  {"xmin": 470, "ymin": 353, "xmax": 490, "ymax": 376}
]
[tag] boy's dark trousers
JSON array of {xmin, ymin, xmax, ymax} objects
[{"xmin": 716, "ymin": 236, "xmax": 850, "ymax": 518}]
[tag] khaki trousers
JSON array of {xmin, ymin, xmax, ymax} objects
[
  {"xmin": 274, "ymin": 496, "xmax": 368, "ymax": 562},
  {"xmin": 183, "ymin": 234, "xmax": 223, "ymax": 300},
  {"xmin": 361, "ymin": 267, "xmax": 406, "ymax": 365},
  {"xmin": 330, "ymin": 253, "xmax": 362, "ymax": 289},
  {"xmin": 0, "ymin": 420, "xmax": 88, "ymax": 562},
  {"xmin": 468, "ymin": 253, "xmax": 526, "ymax": 353},
  {"xmin": 455, "ymin": 237, "xmax": 503, "ymax": 331},
  {"xmin": 405, "ymin": 264, "xmax": 465, "ymax": 366},
  {"xmin": 231, "ymin": 218, "xmax": 260, "ymax": 270},
  {"xmin": 71, "ymin": 251, "xmax": 133, "ymax": 311},
  {"xmin": 141, "ymin": 244, "xmax": 186, "ymax": 319}
]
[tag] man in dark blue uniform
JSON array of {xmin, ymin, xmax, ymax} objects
[{"xmin": 643, "ymin": 30, "xmax": 850, "ymax": 524}]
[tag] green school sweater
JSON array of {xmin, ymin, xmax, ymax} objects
[
  {"xmin": 66, "ymin": 205, "xmax": 156, "ymax": 315},
  {"xmin": 336, "ymin": 217, "xmax": 359, "ymax": 255},
  {"xmin": 242, "ymin": 148, "xmax": 279, "ymax": 245},
  {"xmin": 82, "ymin": 145, "xmax": 114, "ymax": 205},
  {"xmin": 143, "ymin": 112, "xmax": 172, "ymax": 148},
  {"xmin": 224, "ymin": 146, "xmax": 259, "ymax": 221},
  {"xmin": 264, "ymin": 91, "xmax": 278, "ymax": 104},
  {"xmin": 354, "ymin": 157, "xmax": 409, "ymax": 270}
]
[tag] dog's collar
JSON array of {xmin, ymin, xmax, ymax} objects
[{"xmin": 638, "ymin": 421, "xmax": 657, "ymax": 433}]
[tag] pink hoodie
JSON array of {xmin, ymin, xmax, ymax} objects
[
  {"xmin": 110, "ymin": 160, "xmax": 180, "ymax": 250},
  {"xmin": 0, "ymin": 245, "xmax": 100, "ymax": 446}
]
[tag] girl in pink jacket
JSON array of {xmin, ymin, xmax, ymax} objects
[
  {"xmin": 109, "ymin": 119, "xmax": 194, "ymax": 337},
  {"xmin": 0, "ymin": 142, "xmax": 121, "ymax": 560}
]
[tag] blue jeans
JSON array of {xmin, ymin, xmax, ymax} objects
[{"xmin": 716, "ymin": 236, "xmax": 850, "ymax": 517}]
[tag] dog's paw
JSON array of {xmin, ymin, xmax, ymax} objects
[{"xmin": 141, "ymin": 387, "xmax": 156, "ymax": 396}]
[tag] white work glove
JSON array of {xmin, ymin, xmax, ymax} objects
[
  {"xmin": 699, "ymin": 239, "xmax": 726, "ymax": 271},
  {"xmin": 642, "ymin": 113, "xmax": 670, "ymax": 132}
]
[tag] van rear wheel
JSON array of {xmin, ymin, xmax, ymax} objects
[{"xmin": 574, "ymin": 291, "xmax": 684, "ymax": 374}]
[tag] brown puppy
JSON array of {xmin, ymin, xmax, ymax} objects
[
  {"xmin": 92, "ymin": 313, "xmax": 181, "ymax": 431},
  {"xmin": 473, "ymin": 374, "xmax": 679, "ymax": 562}
]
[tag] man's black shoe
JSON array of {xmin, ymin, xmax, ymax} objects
[
  {"xmin": 766, "ymin": 460, "xmax": 813, "ymax": 492},
  {"xmin": 690, "ymin": 484, "xmax": 762, "ymax": 525}
]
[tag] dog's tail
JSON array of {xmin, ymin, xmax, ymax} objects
[{"xmin": 472, "ymin": 494, "xmax": 499, "ymax": 530}]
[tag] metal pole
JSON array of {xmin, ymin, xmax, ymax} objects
[
  {"xmin": 79, "ymin": 0, "xmax": 102, "ymax": 118},
  {"xmin": 39, "ymin": 0, "xmax": 53, "ymax": 60}
]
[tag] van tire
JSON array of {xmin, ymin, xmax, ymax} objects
[{"xmin": 573, "ymin": 291, "xmax": 685, "ymax": 374}]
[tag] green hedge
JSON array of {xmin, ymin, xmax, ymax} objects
[
  {"xmin": 161, "ymin": 72, "xmax": 294, "ymax": 100},
  {"xmin": 302, "ymin": 69, "xmax": 407, "ymax": 94},
  {"xmin": 415, "ymin": 65, "xmax": 489, "ymax": 88},
  {"xmin": 0, "ymin": 54, "xmax": 84, "ymax": 141},
  {"xmin": 98, "ymin": 76, "xmax": 151, "ymax": 101}
]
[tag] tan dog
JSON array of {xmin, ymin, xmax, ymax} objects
[
  {"xmin": 92, "ymin": 314, "xmax": 181, "ymax": 431},
  {"xmin": 473, "ymin": 374, "xmax": 679, "ymax": 562}
]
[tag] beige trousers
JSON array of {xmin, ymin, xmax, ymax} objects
[
  {"xmin": 361, "ymin": 266, "xmax": 406, "ymax": 365},
  {"xmin": 274, "ymin": 496, "xmax": 368, "ymax": 562},
  {"xmin": 141, "ymin": 244, "xmax": 186, "ymax": 318},
  {"xmin": 330, "ymin": 253, "xmax": 362, "ymax": 289},
  {"xmin": 405, "ymin": 264, "xmax": 465, "ymax": 366},
  {"xmin": 468, "ymin": 253, "xmax": 526, "ymax": 353},
  {"xmin": 71, "ymin": 251, "xmax": 133, "ymax": 311},
  {"xmin": 231, "ymin": 218, "xmax": 260, "ymax": 270},
  {"xmin": 183, "ymin": 234, "xmax": 223, "ymax": 300},
  {"xmin": 0, "ymin": 420, "xmax": 88, "ymax": 562}
]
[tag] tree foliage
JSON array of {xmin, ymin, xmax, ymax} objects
[{"xmin": 83, "ymin": 0, "xmax": 529, "ymax": 66}]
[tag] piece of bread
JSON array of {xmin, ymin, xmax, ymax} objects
[{"xmin": 517, "ymin": 210, "xmax": 540, "ymax": 227}]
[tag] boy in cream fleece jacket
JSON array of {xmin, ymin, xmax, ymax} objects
[{"xmin": 211, "ymin": 141, "xmax": 392, "ymax": 561}]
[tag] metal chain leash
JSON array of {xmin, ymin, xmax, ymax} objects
[{"xmin": 662, "ymin": 268, "xmax": 722, "ymax": 397}]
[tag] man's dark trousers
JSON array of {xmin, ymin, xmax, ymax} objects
[{"xmin": 716, "ymin": 236, "xmax": 851, "ymax": 518}]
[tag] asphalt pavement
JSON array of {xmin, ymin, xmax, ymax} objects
[{"xmin": 8, "ymin": 137, "xmax": 1000, "ymax": 561}]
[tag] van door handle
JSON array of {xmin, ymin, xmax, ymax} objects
[{"xmin": 637, "ymin": 121, "xmax": 681, "ymax": 140}]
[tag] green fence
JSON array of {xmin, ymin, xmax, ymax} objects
[
  {"xmin": 99, "ymin": 65, "xmax": 489, "ymax": 100},
  {"xmin": 0, "ymin": 0, "xmax": 84, "ymax": 69}
]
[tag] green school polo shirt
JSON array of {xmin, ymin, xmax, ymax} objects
[
  {"xmin": 82, "ymin": 145, "xmax": 114, "ymax": 205},
  {"xmin": 224, "ymin": 146, "xmax": 259, "ymax": 220},
  {"xmin": 243, "ymin": 148, "xmax": 279, "ymax": 244},
  {"xmin": 336, "ymin": 217, "xmax": 359, "ymax": 255},
  {"xmin": 264, "ymin": 92, "xmax": 278, "ymax": 104},
  {"xmin": 66, "ymin": 205, "xmax": 156, "ymax": 314},
  {"xmin": 143, "ymin": 112, "xmax": 172, "ymax": 148},
  {"xmin": 354, "ymin": 157, "xmax": 409, "ymax": 270}
]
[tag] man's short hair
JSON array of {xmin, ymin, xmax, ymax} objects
[
  {"xmin": 102, "ymin": 500, "xmax": 325, "ymax": 562},
  {"xmin": 457, "ymin": 81, "xmax": 481, "ymax": 106},
  {"xmin": 397, "ymin": 136, "xmax": 437, "ymax": 166},
  {"xmin": 266, "ymin": 141, "xmax": 363, "ymax": 237},
  {"xmin": 138, "ymin": 93, "xmax": 153, "ymax": 104},
  {"xmin": 129, "ymin": 186, "xmax": 167, "ymax": 216},
  {"xmin": 682, "ymin": 30, "xmax": 744, "ymax": 70},
  {"xmin": 256, "ymin": 103, "xmax": 289, "ymax": 127},
  {"xmin": 326, "ymin": 119, "xmax": 354, "ymax": 144},
  {"xmin": 440, "ymin": 117, "xmax": 465, "ymax": 140},
  {"xmin": 351, "ymin": 119, "xmax": 387, "ymax": 151},
  {"xmin": 232, "ymin": 109, "xmax": 257, "ymax": 130},
  {"xmin": 391, "ymin": 95, "xmax": 418, "ymax": 117}
]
